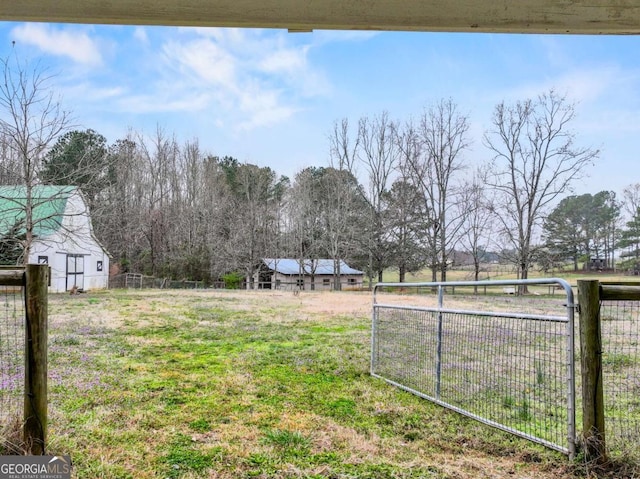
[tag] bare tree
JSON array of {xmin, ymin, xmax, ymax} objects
[
  {"xmin": 199, "ymin": 155, "xmax": 230, "ymax": 280},
  {"xmin": 356, "ymin": 112, "xmax": 399, "ymax": 283},
  {"xmin": 402, "ymin": 99, "xmax": 470, "ymax": 281},
  {"xmin": 457, "ymin": 166, "xmax": 495, "ymax": 290},
  {"xmin": 0, "ymin": 132, "xmax": 22, "ymax": 184},
  {"xmin": 484, "ymin": 90, "xmax": 599, "ymax": 290},
  {"xmin": 328, "ymin": 119, "xmax": 366, "ymax": 289},
  {"xmin": 92, "ymin": 134, "xmax": 144, "ymax": 273},
  {"xmin": 393, "ymin": 119, "xmax": 432, "ymax": 280},
  {"xmin": 622, "ymin": 183, "xmax": 640, "ymax": 220},
  {"xmin": 135, "ymin": 127, "xmax": 180, "ymax": 276},
  {"xmin": 168, "ymin": 138, "xmax": 214, "ymax": 281},
  {"xmin": 0, "ymin": 53, "xmax": 71, "ymax": 262},
  {"xmin": 288, "ymin": 167, "xmax": 327, "ymax": 288},
  {"xmin": 213, "ymin": 158, "xmax": 287, "ymax": 288},
  {"xmin": 330, "ymin": 118, "xmax": 359, "ymax": 173}
]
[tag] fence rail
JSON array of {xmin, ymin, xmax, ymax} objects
[{"xmin": 372, "ymin": 279, "xmax": 576, "ymax": 457}]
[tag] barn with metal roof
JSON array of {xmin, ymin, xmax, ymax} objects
[
  {"xmin": 0, "ymin": 185, "xmax": 110, "ymax": 292},
  {"xmin": 255, "ymin": 258, "xmax": 364, "ymax": 291}
]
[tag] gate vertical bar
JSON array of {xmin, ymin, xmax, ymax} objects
[
  {"xmin": 371, "ymin": 285, "xmax": 379, "ymax": 375},
  {"xmin": 24, "ymin": 264, "xmax": 49, "ymax": 455},
  {"xmin": 435, "ymin": 285, "xmax": 444, "ymax": 399},
  {"xmin": 563, "ymin": 280, "xmax": 577, "ymax": 459}
]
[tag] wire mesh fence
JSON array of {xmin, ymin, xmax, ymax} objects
[
  {"xmin": 110, "ymin": 274, "xmax": 363, "ymax": 291},
  {"xmin": 372, "ymin": 279, "xmax": 575, "ymax": 455},
  {"xmin": 0, "ymin": 285, "xmax": 25, "ymax": 446},
  {"xmin": 599, "ymin": 299, "xmax": 640, "ymax": 459},
  {"xmin": 109, "ymin": 273, "xmax": 207, "ymax": 289}
]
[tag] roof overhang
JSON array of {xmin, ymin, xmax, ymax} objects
[{"xmin": 2, "ymin": 0, "xmax": 640, "ymax": 34}]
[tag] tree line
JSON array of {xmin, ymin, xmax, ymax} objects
[{"xmin": 1, "ymin": 55, "xmax": 639, "ymax": 286}]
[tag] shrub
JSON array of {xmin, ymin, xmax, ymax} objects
[{"xmin": 222, "ymin": 272, "xmax": 243, "ymax": 289}]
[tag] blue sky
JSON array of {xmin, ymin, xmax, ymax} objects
[{"xmin": 0, "ymin": 22, "xmax": 639, "ymax": 196}]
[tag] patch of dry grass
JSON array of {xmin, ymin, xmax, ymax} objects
[{"xmin": 0, "ymin": 414, "xmax": 24, "ymax": 454}]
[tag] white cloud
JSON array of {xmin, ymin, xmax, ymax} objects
[
  {"xmin": 63, "ymin": 82, "xmax": 127, "ymax": 102},
  {"xmin": 312, "ymin": 30, "xmax": 380, "ymax": 45},
  {"xmin": 11, "ymin": 23, "xmax": 103, "ymax": 66},
  {"xmin": 537, "ymin": 36, "xmax": 574, "ymax": 69},
  {"xmin": 163, "ymin": 38, "xmax": 237, "ymax": 87},
  {"xmin": 118, "ymin": 91, "xmax": 212, "ymax": 114},
  {"xmin": 545, "ymin": 69, "xmax": 616, "ymax": 104},
  {"xmin": 237, "ymin": 104, "xmax": 297, "ymax": 131},
  {"xmin": 52, "ymin": 26, "xmax": 367, "ymax": 137},
  {"xmin": 133, "ymin": 27, "xmax": 149, "ymax": 44},
  {"xmin": 236, "ymin": 82, "xmax": 298, "ymax": 130},
  {"xmin": 148, "ymin": 28, "xmax": 329, "ymax": 130},
  {"xmin": 579, "ymin": 109, "xmax": 640, "ymax": 134},
  {"xmin": 259, "ymin": 46, "xmax": 308, "ymax": 74},
  {"xmin": 482, "ymin": 65, "xmax": 629, "ymax": 111}
]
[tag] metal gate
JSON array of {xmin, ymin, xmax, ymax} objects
[{"xmin": 371, "ymin": 279, "xmax": 576, "ymax": 457}]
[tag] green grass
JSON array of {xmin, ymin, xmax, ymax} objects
[
  {"xmin": 603, "ymin": 352, "xmax": 635, "ymax": 371},
  {"xmin": 262, "ymin": 429, "xmax": 311, "ymax": 453},
  {"xmin": 162, "ymin": 434, "xmax": 217, "ymax": 478},
  {"xmin": 13, "ymin": 290, "xmax": 597, "ymax": 478}
]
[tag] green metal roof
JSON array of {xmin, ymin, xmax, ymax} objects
[{"xmin": 0, "ymin": 185, "xmax": 77, "ymax": 238}]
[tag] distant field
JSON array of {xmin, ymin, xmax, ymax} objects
[
  {"xmin": 27, "ymin": 289, "xmax": 589, "ymax": 479},
  {"xmin": 379, "ymin": 265, "xmax": 637, "ymax": 285}
]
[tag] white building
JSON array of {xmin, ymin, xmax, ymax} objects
[
  {"xmin": 0, "ymin": 185, "xmax": 110, "ymax": 292},
  {"xmin": 255, "ymin": 258, "xmax": 364, "ymax": 290}
]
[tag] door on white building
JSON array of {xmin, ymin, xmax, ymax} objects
[{"xmin": 66, "ymin": 254, "xmax": 85, "ymax": 291}]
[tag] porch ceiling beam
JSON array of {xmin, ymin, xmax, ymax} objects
[{"xmin": 1, "ymin": 0, "xmax": 640, "ymax": 35}]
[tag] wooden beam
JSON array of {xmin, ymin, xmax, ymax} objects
[
  {"xmin": 0, "ymin": 269, "xmax": 25, "ymax": 287},
  {"xmin": 600, "ymin": 284, "xmax": 640, "ymax": 301},
  {"xmin": 1, "ymin": 0, "xmax": 640, "ymax": 34}
]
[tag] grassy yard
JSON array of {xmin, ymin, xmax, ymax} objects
[{"xmin": 29, "ymin": 289, "xmax": 588, "ymax": 479}]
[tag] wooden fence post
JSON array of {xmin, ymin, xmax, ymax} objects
[
  {"xmin": 577, "ymin": 279, "xmax": 606, "ymax": 462},
  {"xmin": 24, "ymin": 264, "xmax": 49, "ymax": 455}
]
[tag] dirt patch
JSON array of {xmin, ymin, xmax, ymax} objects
[
  {"xmin": 51, "ymin": 288, "xmax": 572, "ymax": 330},
  {"xmin": 188, "ymin": 288, "xmax": 568, "ymax": 318}
]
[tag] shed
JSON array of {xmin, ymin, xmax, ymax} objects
[
  {"xmin": 584, "ymin": 257, "xmax": 609, "ymax": 272},
  {"xmin": 0, "ymin": 185, "xmax": 110, "ymax": 292},
  {"xmin": 255, "ymin": 258, "xmax": 364, "ymax": 290}
]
